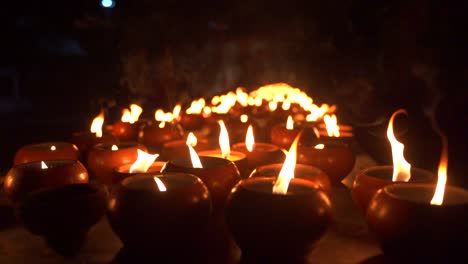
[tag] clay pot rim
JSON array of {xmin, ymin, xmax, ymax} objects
[
  {"xmin": 114, "ymin": 161, "xmax": 167, "ymax": 174},
  {"xmin": 167, "ymin": 156, "xmax": 236, "ymax": 169},
  {"xmin": 12, "ymin": 159, "xmax": 82, "ymax": 169},
  {"xmin": 18, "ymin": 142, "xmax": 78, "ymax": 150},
  {"xmin": 382, "ymin": 183, "xmax": 468, "ymax": 206},
  {"xmin": 360, "ymin": 165, "xmax": 435, "ymax": 181},
  {"xmin": 231, "ymin": 142, "xmax": 280, "ymax": 152},
  {"xmin": 20, "ymin": 183, "xmax": 106, "ymax": 206},
  {"xmin": 92, "ymin": 142, "xmax": 143, "ymax": 151},
  {"xmin": 120, "ymin": 173, "xmax": 205, "ymax": 192},
  {"xmin": 250, "ymin": 163, "xmax": 325, "ymax": 177},
  {"xmin": 234, "ymin": 177, "xmax": 326, "ymax": 197}
]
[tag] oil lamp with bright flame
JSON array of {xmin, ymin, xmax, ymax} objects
[
  {"xmin": 366, "ymin": 134, "xmax": 468, "ymax": 262},
  {"xmin": 160, "ymin": 132, "xmax": 210, "ymax": 161},
  {"xmin": 13, "ymin": 142, "xmax": 80, "ymax": 165},
  {"xmin": 352, "ymin": 109, "xmax": 436, "ymax": 213},
  {"xmin": 4, "ymin": 159, "xmax": 88, "ymax": 202},
  {"xmin": 225, "ymin": 132, "xmax": 333, "ymax": 262},
  {"xmin": 270, "ymin": 115, "xmax": 303, "ymax": 149},
  {"xmin": 179, "ymin": 98, "xmax": 206, "ymax": 130},
  {"xmin": 139, "ymin": 119, "xmax": 182, "ymax": 153},
  {"xmin": 110, "ymin": 105, "xmax": 144, "ymax": 141},
  {"xmin": 87, "ymin": 142, "xmax": 147, "ymax": 184},
  {"xmin": 107, "ymin": 173, "xmax": 212, "ymax": 257},
  {"xmin": 197, "ymin": 120, "xmax": 248, "ymax": 177},
  {"xmin": 114, "ymin": 149, "xmax": 165, "ymax": 183},
  {"xmin": 231, "ymin": 125, "xmax": 284, "ymax": 171}
]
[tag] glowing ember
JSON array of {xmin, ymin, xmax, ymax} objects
[
  {"xmin": 387, "ymin": 109, "xmax": 411, "ymax": 182},
  {"xmin": 129, "ymin": 149, "xmax": 159, "ymax": 173},
  {"xmin": 90, "ymin": 111, "xmax": 105, "ymax": 138},
  {"xmin": 324, "ymin": 114, "xmax": 340, "ymax": 137},
  {"xmin": 41, "ymin": 161, "xmax": 48, "ymax": 169},
  {"xmin": 240, "ymin": 114, "xmax": 248, "ymax": 123},
  {"xmin": 218, "ymin": 120, "xmax": 231, "ymax": 159},
  {"xmin": 245, "ymin": 125, "xmax": 255, "ymax": 152},
  {"xmin": 431, "ymin": 134, "xmax": 448, "ymax": 205},
  {"xmin": 273, "ymin": 131, "xmax": 302, "ymax": 194},
  {"xmin": 187, "ymin": 144, "xmax": 203, "ymax": 168},
  {"xmin": 50, "ymin": 145, "xmax": 56, "ymax": 151},
  {"xmin": 111, "ymin": 145, "xmax": 119, "ymax": 151},
  {"xmin": 186, "ymin": 132, "xmax": 198, "ymax": 147},
  {"xmin": 314, "ymin": 144, "xmax": 325, "ymax": 149},
  {"xmin": 286, "ymin": 116, "xmax": 294, "ymax": 130},
  {"xmin": 153, "ymin": 177, "xmax": 167, "ymax": 192}
]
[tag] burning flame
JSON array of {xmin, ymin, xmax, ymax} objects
[
  {"xmin": 324, "ymin": 114, "xmax": 340, "ymax": 137},
  {"xmin": 50, "ymin": 145, "xmax": 56, "ymax": 151},
  {"xmin": 387, "ymin": 109, "xmax": 411, "ymax": 182},
  {"xmin": 282, "ymin": 100, "xmax": 291, "ymax": 111},
  {"xmin": 218, "ymin": 120, "xmax": 230, "ymax": 159},
  {"xmin": 153, "ymin": 177, "xmax": 167, "ymax": 192},
  {"xmin": 155, "ymin": 105, "xmax": 180, "ymax": 123},
  {"xmin": 314, "ymin": 144, "xmax": 325, "ymax": 149},
  {"xmin": 129, "ymin": 149, "xmax": 159, "ymax": 173},
  {"xmin": 286, "ymin": 116, "xmax": 294, "ymax": 130},
  {"xmin": 90, "ymin": 111, "xmax": 105, "ymax": 138},
  {"xmin": 186, "ymin": 98, "xmax": 206, "ymax": 114},
  {"xmin": 431, "ymin": 135, "xmax": 448, "ymax": 205},
  {"xmin": 240, "ymin": 114, "xmax": 248, "ymax": 123},
  {"xmin": 121, "ymin": 109, "xmax": 133, "ymax": 123},
  {"xmin": 202, "ymin": 106, "xmax": 212, "ymax": 117},
  {"xmin": 130, "ymin": 104, "xmax": 143, "ymax": 121},
  {"xmin": 41, "ymin": 161, "xmax": 48, "ymax": 169},
  {"xmin": 186, "ymin": 132, "xmax": 198, "ymax": 147},
  {"xmin": 187, "ymin": 144, "xmax": 203, "ymax": 168},
  {"xmin": 273, "ymin": 131, "xmax": 302, "ymax": 194},
  {"xmin": 111, "ymin": 145, "xmax": 119, "ymax": 151},
  {"xmin": 245, "ymin": 125, "xmax": 255, "ymax": 152},
  {"xmin": 172, "ymin": 104, "xmax": 182, "ymax": 120},
  {"xmin": 268, "ymin": 101, "xmax": 278, "ymax": 112},
  {"xmin": 159, "ymin": 121, "xmax": 166, "ymax": 128}
]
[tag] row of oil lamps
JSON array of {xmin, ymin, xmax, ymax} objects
[{"xmin": 3, "ymin": 98, "xmax": 468, "ymax": 262}]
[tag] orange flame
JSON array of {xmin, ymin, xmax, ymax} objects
[
  {"xmin": 245, "ymin": 125, "xmax": 255, "ymax": 152},
  {"xmin": 324, "ymin": 114, "xmax": 340, "ymax": 137},
  {"xmin": 41, "ymin": 161, "xmax": 48, "ymax": 169},
  {"xmin": 129, "ymin": 104, "xmax": 143, "ymax": 121},
  {"xmin": 218, "ymin": 120, "xmax": 230, "ymax": 159},
  {"xmin": 187, "ymin": 144, "xmax": 203, "ymax": 168},
  {"xmin": 431, "ymin": 135, "xmax": 448, "ymax": 205},
  {"xmin": 111, "ymin": 145, "xmax": 119, "ymax": 151},
  {"xmin": 153, "ymin": 177, "xmax": 167, "ymax": 192},
  {"xmin": 282, "ymin": 100, "xmax": 291, "ymax": 111},
  {"xmin": 186, "ymin": 132, "xmax": 198, "ymax": 147},
  {"xmin": 172, "ymin": 104, "xmax": 182, "ymax": 120},
  {"xmin": 314, "ymin": 143, "xmax": 325, "ymax": 149},
  {"xmin": 129, "ymin": 149, "xmax": 159, "ymax": 173},
  {"xmin": 286, "ymin": 116, "xmax": 294, "ymax": 130},
  {"xmin": 186, "ymin": 98, "xmax": 206, "ymax": 114},
  {"xmin": 159, "ymin": 121, "xmax": 166, "ymax": 128},
  {"xmin": 240, "ymin": 114, "xmax": 248, "ymax": 123},
  {"xmin": 90, "ymin": 111, "xmax": 105, "ymax": 138},
  {"xmin": 121, "ymin": 109, "xmax": 133, "ymax": 123},
  {"xmin": 50, "ymin": 145, "xmax": 56, "ymax": 151},
  {"xmin": 273, "ymin": 131, "xmax": 302, "ymax": 194},
  {"xmin": 268, "ymin": 101, "xmax": 278, "ymax": 112},
  {"xmin": 387, "ymin": 109, "xmax": 411, "ymax": 182}
]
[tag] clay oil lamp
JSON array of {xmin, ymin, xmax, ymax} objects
[
  {"xmin": 4, "ymin": 160, "xmax": 88, "ymax": 203},
  {"xmin": 316, "ymin": 114, "xmax": 354, "ymax": 146},
  {"xmin": 270, "ymin": 115, "xmax": 301, "ymax": 149},
  {"xmin": 71, "ymin": 111, "xmax": 118, "ymax": 158},
  {"xmin": 13, "ymin": 142, "xmax": 79, "ymax": 165},
  {"xmin": 162, "ymin": 144, "xmax": 241, "ymax": 212},
  {"xmin": 18, "ymin": 183, "xmax": 107, "ymax": 256},
  {"xmin": 232, "ymin": 124, "xmax": 285, "ymax": 171},
  {"xmin": 197, "ymin": 120, "xmax": 248, "ymax": 178},
  {"xmin": 107, "ymin": 173, "xmax": 212, "ymax": 256},
  {"xmin": 110, "ymin": 104, "xmax": 143, "ymax": 142},
  {"xmin": 225, "ymin": 114, "xmax": 252, "ymax": 144},
  {"xmin": 87, "ymin": 142, "xmax": 147, "ymax": 184},
  {"xmin": 226, "ymin": 132, "xmax": 333, "ymax": 262},
  {"xmin": 139, "ymin": 107, "xmax": 183, "ymax": 152},
  {"xmin": 352, "ymin": 109, "xmax": 435, "ymax": 212},
  {"xmin": 179, "ymin": 98, "xmax": 206, "ymax": 130},
  {"xmin": 366, "ymin": 137, "xmax": 468, "ymax": 262},
  {"xmin": 113, "ymin": 149, "xmax": 163, "ymax": 183},
  {"xmin": 160, "ymin": 132, "xmax": 210, "ymax": 161}
]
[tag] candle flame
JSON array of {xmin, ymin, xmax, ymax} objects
[
  {"xmin": 240, "ymin": 114, "xmax": 248, "ymax": 123},
  {"xmin": 186, "ymin": 98, "xmax": 206, "ymax": 114},
  {"xmin": 90, "ymin": 111, "xmax": 105, "ymax": 138},
  {"xmin": 121, "ymin": 109, "xmax": 133, "ymax": 123},
  {"xmin": 286, "ymin": 115, "xmax": 294, "ymax": 130},
  {"xmin": 159, "ymin": 121, "xmax": 166, "ymax": 128},
  {"xmin": 282, "ymin": 100, "xmax": 291, "ymax": 111},
  {"xmin": 187, "ymin": 144, "xmax": 203, "ymax": 168},
  {"xmin": 129, "ymin": 104, "xmax": 143, "ymax": 121},
  {"xmin": 50, "ymin": 145, "xmax": 56, "ymax": 151},
  {"xmin": 202, "ymin": 106, "xmax": 212, "ymax": 117},
  {"xmin": 186, "ymin": 132, "xmax": 198, "ymax": 147},
  {"xmin": 129, "ymin": 149, "xmax": 159, "ymax": 173},
  {"xmin": 387, "ymin": 109, "xmax": 411, "ymax": 182},
  {"xmin": 314, "ymin": 144, "xmax": 325, "ymax": 149},
  {"xmin": 268, "ymin": 101, "xmax": 278, "ymax": 112},
  {"xmin": 153, "ymin": 177, "xmax": 167, "ymax": 192},
  {"xmin": 324, "ymin": 114, "xmax": 340, "ymax": 137},
  {"xmin": 273, "ymin": 131, "xmax": 302, "ymax": 194},
  {"xmin": 431, "ymin": 134, "xmax": 448, "ymax": 205},
  {"xmin": 41, "ymin": 161, "xmax": 48, "ymax": 169},
  {"xmin": 245, "ymin": 125, "xmax": 255, "ymax": 152},
  {"xmin": 218, "ymin": 120, "xmax": 230, "ymax": 159},
  {"xmin": 172, "ymin": 104, "xmax": 182, "ymax": 120},
  {"xmin": 111, "ymin": 145, "xmax": 119, "ymax": 151}
]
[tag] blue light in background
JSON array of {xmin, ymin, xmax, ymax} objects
[{"xmin": 101, "ymin": 0, "xmax": 115, "ymax": 8}]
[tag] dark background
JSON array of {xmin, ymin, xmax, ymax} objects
[{"xmin": 1, "ymin": 0, "xmax": 467, "ymax": 187}]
